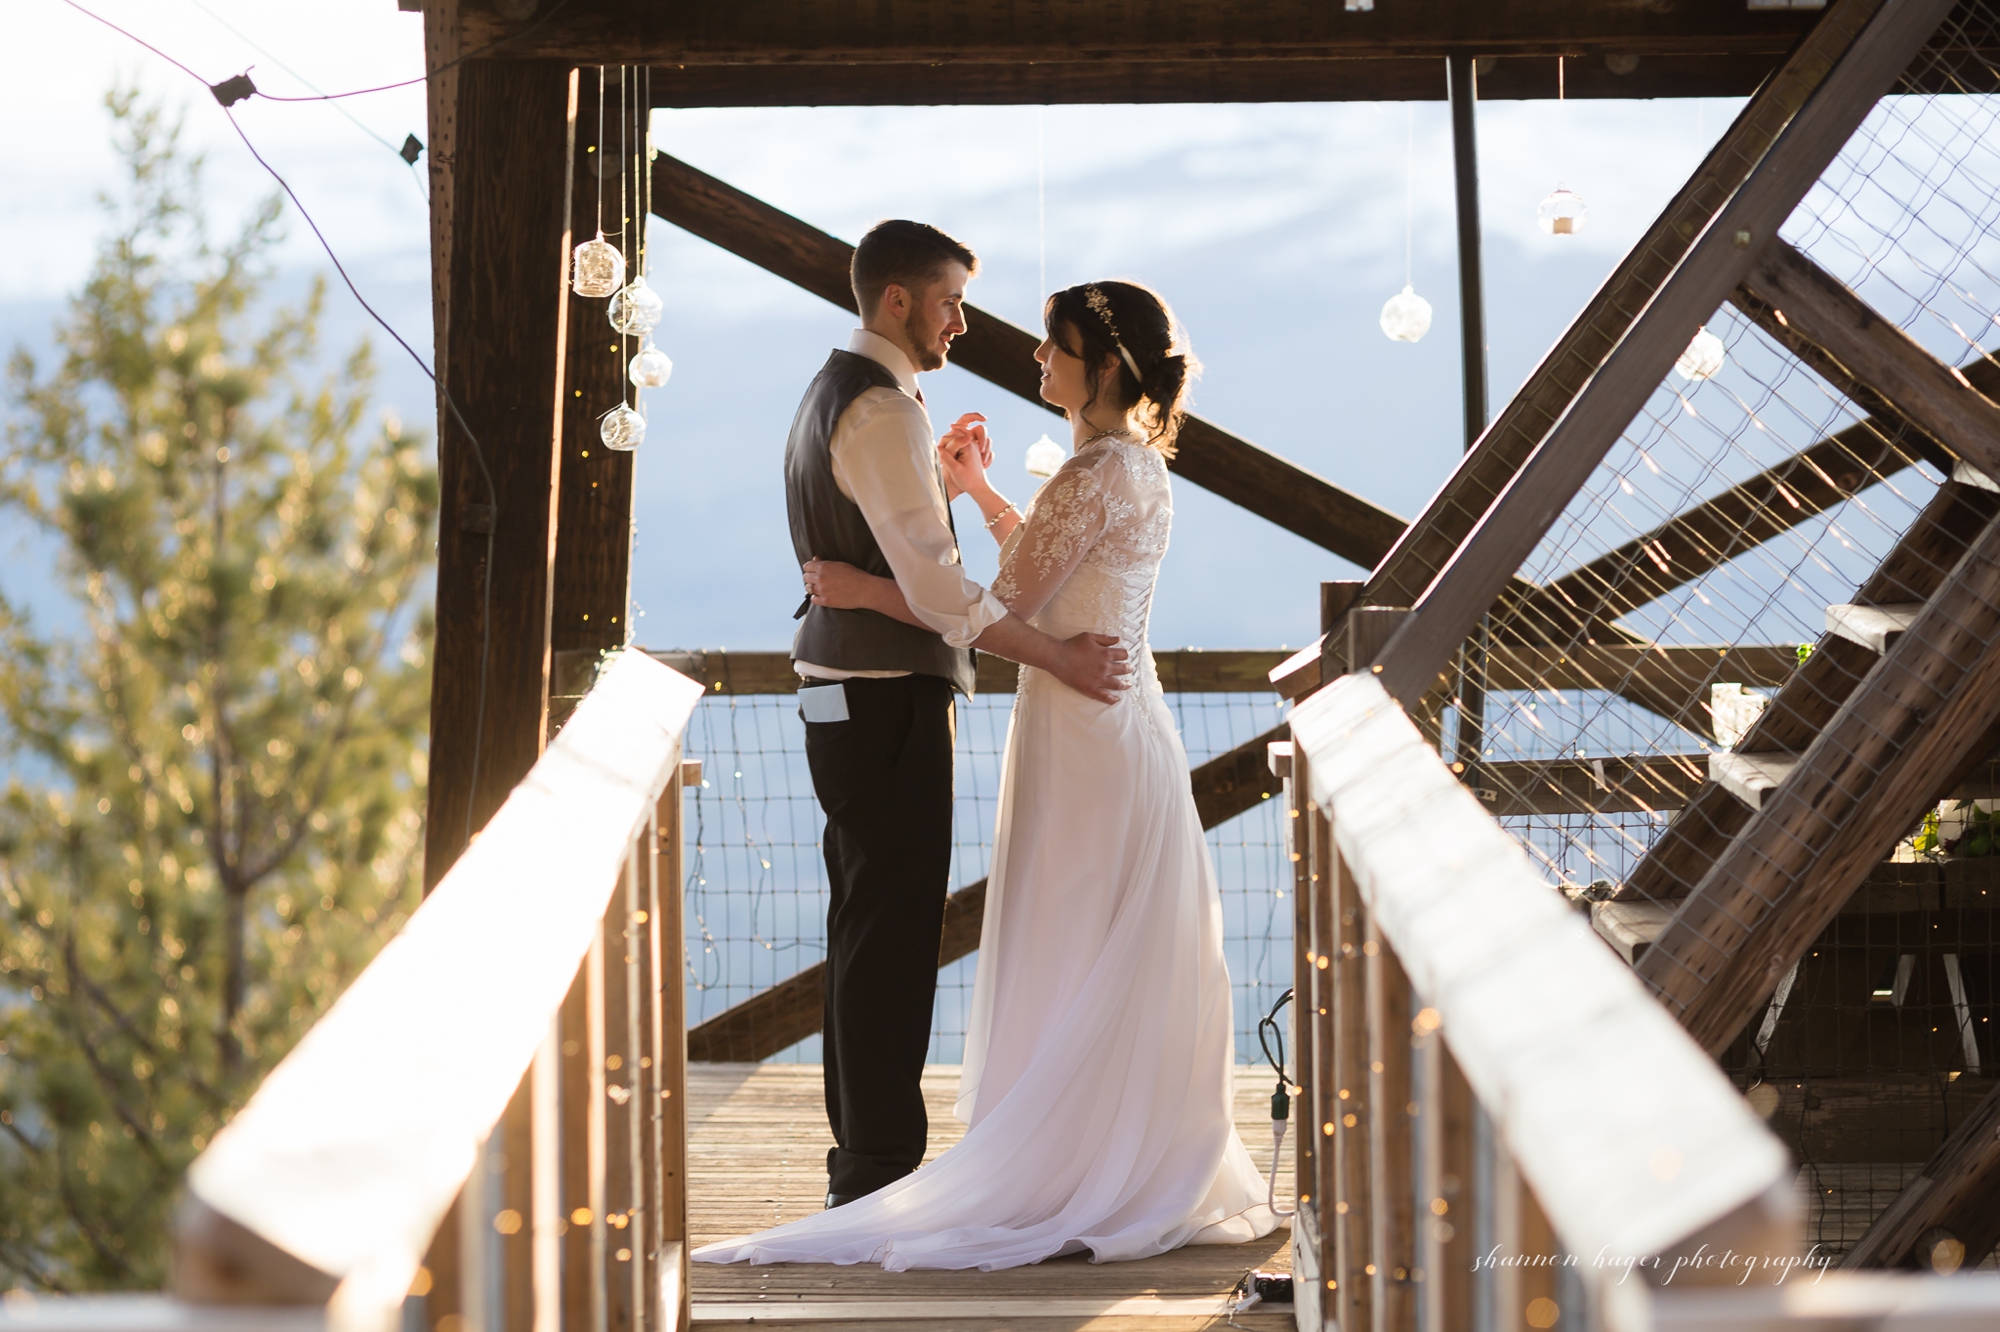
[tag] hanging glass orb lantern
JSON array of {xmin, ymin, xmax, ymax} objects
[
  {"xmin": 608, "ymin": 276, "xmax": 663, "ymax": 337},
  {"xmin": 1675, "ymin": 326, "xmax": 1726, "ymax": 382},
  {"xmin": 1379, "ymin": 285, "xmax": 1433, "ymax": 343},
  {"xmin": 1024, "ymin": 434, "xmax": 1067, "ymax": 479},
  {"xmin": 600, "ymin": 403, "xmax": 646, "ymax": 452},
  {"xmin": 1537, "ymin": 188, "xmax": 1588, "ymax": 236},
  {"xmin": 629, "ymin": 343, "xmax": 674, "ymax": 389},
  {"xmin": 572, "ymin": 231, "xmax": 624, "ymax": 298}
]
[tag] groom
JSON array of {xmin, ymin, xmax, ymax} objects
[{"xmin": 787, "ymin": 219, "xmax": 1127, "ymax": 1207}]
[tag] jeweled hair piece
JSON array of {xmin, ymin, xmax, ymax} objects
[{"xmin": 1085, "ymin": 284, "xmax": 1146, "ymax": 383}]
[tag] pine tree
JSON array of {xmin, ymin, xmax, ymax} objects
[{"xmin": 0, "ymin": 90, "xmax": 438, "ymax": 1288}]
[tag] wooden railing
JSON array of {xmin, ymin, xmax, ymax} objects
[
  {"xmin": 1284, "ymin": 668, "xmax": 2000, "ymax": 1331},
  {"xmin": 165, "ymin": 649, "xmax": 705, "ymax": 1332}
]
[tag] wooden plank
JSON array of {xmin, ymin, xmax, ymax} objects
[
  {"xmin": 422, "ymin": 57, "xmax": 579, "ymax": 890},
  {"xmin": 1361, "ymin": 0, "xmax": 1892, "ymax": 612},
  {"xmin": 465, "ymin": 0, "xmax": 1821, "ymax": 67},
  {"xmin": 1736, "ymin": 241, "xmax": 2000, "ymax": 479},
  {"xmin": 1421, "ymin": 1040, "xmax": 1477, "ymax": 1332},
  {"xmin": 1476, "ymin": 754, "xmax": 1707, "ymax": 819},
  {"xmin": 1532, "ymin": 417, "xmax": 1935, "ymax": 634},
  {"xmin": 1617, "ymin": 481, "xmax": 1998, "ymax": 903},
  {"xmin": 1291, "ymin": 671, "xmax": 1796, "ymax": 1270},
  {"xmin": 1637, "ymin": 506, "xmax": 2000, "ymax": 1055},
  {"xmin": 1480, "ymin": 643, "xmax": 1798, "ymax": 739},
  {"xmin": 642, "ymin": 53, "xmax": 1790, "ymax": 107},
  {"xmin": 1376, "ymin": 0, "xmax": 1960, "ymax": 710},
  {"xmin": 595, "ymin": 649, "xmax": 1295, "ymax": 698},
  {"xmin": 647, "ymin": 151, "xmax": 1406, "ymax": 567},
  {"xmin": 1366, "ymin": 926, "xmax": 1416, "ymax": 1331},
  {"xmin": 651, "ymin": 771, "xmax": 693, "ymax": 1332},
  {"xmin": 178, "ymin": 654, "xmax": 703, "ymax": 1320},
  {"xmin": 1292, "ymin": 747, "xmax": 1335, "ymax": 1332},
  {"xmin": 1839, "ymin": 1082, "xmax": 2000, "ymax": 1270},
  {"xmin": 550, "ymin": 67, "xmax": 638, "ymax": 667},
  {"xmin": 1332, "ymin": 843, "xmax": 1375, "ymax": 1332},
  {"xmin": 686, "ymin": 724, "xmax": 1288, "ymax": 1061}
]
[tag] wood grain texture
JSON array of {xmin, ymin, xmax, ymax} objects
[
  {"xmin": 1477, "ymin": 754, "xmax": 1707, "ymax": 819},
  {"xmin": 1360, "ymin": 0, "xmax": 1888, "ymax": 613},
  {"xmin": 641, "ymin": 52, "xmax": 1790, "ymax": 107},
  {"xmin": 462, "ymin": 0, "xmax": 1819, "ymax": 66},
  {"xmin": 684, "ymin": 1064, "xmax": 1294, "ymax": 1309},
  {"xmin": 1737, "ymin": 241, "xmax": 2000, "ymax": 479},
  {"xmin": 550, "ymin": 66, "xmax": 637, "ymax": 661},
  {"xmin": 1639, "ymin": 507, "xmax": 2000, "ymax": 1054},
  {"xmin": 686, "ymin": 724, "xmax": 1288, "ymax": 1061},
  {"xmin": 422, "ymin": 59, "xmax": 576, "ymax": 890},
  {"xmin": 647, "ymin": 151, "xmax": 1406, "ymax": 567},
  {"xmin": 1840, "ymin": 1081, "xmax": 2000, "ymax": 1270},
  {"xmin": 1377, "ymin": 0, "xmax": 1957, "ymax": 709},
  {"xmin": 1617, "ymin": 481, "xmax": 1998, "ymax": 905}
]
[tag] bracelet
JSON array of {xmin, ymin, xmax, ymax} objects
[{"xmin": 983, "ymin": 503, "xmax": 1020, "ymax": 530}]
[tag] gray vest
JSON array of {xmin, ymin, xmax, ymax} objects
[{"xmin": 786, "ymin": 350, "xmax": 977, "ymax": 695}]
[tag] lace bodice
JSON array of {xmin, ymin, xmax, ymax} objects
[{"xmin": 992, "ymin": 435, "xmax": 1171, "ymax": 657}]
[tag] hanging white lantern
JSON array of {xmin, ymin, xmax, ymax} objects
[
  {"xmin": 1537, "ymin": 188, "xmax": 1588, "ymax": 236},
  {"xmin": 572, "ymin": 231, "xmax": 624, "ymax": 298},
  {"xmin": 629, "ymin": 343, "xmax": 674, "ymax": 389},
  {"xmin": 608, "ymin": 275, "xmax": 663, "ymax": 336},
  {"xmin": 600, "ymin": 403, "xmax": 645, "ymax": 451},
  {"xmin": 1675, "ymin": 326, "xmax": 1726, "ymax": 382},
  {"xmin": 1379, "ymin": 285, "xmax": 1433, "ymax": 343},
  {"xmin": 1024, "ymin": 433, "xmax": 1067, "ymax": 479}
]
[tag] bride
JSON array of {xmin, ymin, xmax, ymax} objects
[{"xmin": 694, "ymin": 279, "xmax": 1277, "ymax": 1271}]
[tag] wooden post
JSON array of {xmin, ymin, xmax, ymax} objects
[
  {"xmin": 1334, "ymin": 846, "xmax": 1377, "ymax": 1332},
  {"xmin": 601, "ymin": 859, "xmax": 638, "ymax": 1332},
  {"xmin": 1307, "ymin": 784, "xmax": 1344, "ymax": 1329},
  {"xmin": 1515, "ymin": 1178, "xmax": 1562, "ymax": 1331},
  {"xmin": 550, "ymin": 66, "xmax": 638, "ymax": 679},
  {"xmin": 1368, "ymin": 923, "xmax": 1417, "ymax": 1331},
  {"xmin": 501, "ymin": 1073, "xmax": 537, "ymax": 1332},
  {"xmin": 654, "ymin": 761, "xmax": 692, "ymax": 1330},
  {"xmin": 420, "ymin": 45, "xmax": 580, "ymax": 889},
  {"xmin": 560, "ymin": 968, "xmax": 595, "ymax": 1332},
  {"xmin": 1420, "ymin": 1034, "xmax": 1477, "ymax": 1332}
]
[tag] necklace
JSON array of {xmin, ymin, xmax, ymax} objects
[{"xmin": 1077, "ymin": 423, "xmax": 1139, "ymax": 450}]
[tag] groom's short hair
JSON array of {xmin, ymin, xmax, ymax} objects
[{"xmin": 852, "ymin": 220, "xmax": 979, "ymax": 318}]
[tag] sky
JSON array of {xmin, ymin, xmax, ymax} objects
[{"xmin": 1, "ymin": 0, "xmax": 1746, "ymax": 654}]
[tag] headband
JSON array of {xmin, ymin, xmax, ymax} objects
[{"xmin": 1085, "ymin": 284, "xmax": 1146, "ymax": 383}]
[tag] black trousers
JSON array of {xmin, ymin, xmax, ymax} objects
[{"xmin": 802, "ymin": 673, "xmax": 955, "ymax": 1197}]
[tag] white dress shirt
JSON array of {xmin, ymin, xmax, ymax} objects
[{"xmin": 795, "ymin": 329, "xmax": 1009, "ymax": 681}]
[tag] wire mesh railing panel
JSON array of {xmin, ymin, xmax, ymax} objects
[
  {"xmin": 1388, "ymin": 5, "xmax": 2000, "ymax": 1259},
  {"xmin": 680, "ymin": 688, "xmax": 1291, "ymax": 1065}
]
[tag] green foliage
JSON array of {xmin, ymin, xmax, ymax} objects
[{"xmin": 0, "ymin": 90, "xmax": 437, "ymax": 1288}]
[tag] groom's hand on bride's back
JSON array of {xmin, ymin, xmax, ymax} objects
[{"xmin": 1055, "ymin": 633, "xmax": 1130, "ymax": 704}]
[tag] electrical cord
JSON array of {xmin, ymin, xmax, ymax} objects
[
  {"xmin": 57, "ymin": 0, "xmax": 504, "ymax": 849},
  {"xmin": 1257, "ymin": 988, "xmax": 1297, "ymax": 1219}
]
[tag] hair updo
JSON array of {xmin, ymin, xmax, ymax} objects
[{"xmin": 1043, "ymin": 279, "xmax": 1198, "ymax": 458}]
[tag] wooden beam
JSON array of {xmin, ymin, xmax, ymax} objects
[
  {"xmin": 1532, "ymin": 416, "xmax": 1934, "ymax": 634},
  {"xmin": 686, "ymin": 723, "xmax": 1287, "ymax": 1061},
  {"xmin": 549, "ymin": 67, "xmax": 638, "ymax": 667},
  {"xmin": 1375, "ymin": 0, "xmax": 1955, "ymax": 709},
  {"xmin": 422, "ymin": 54, "xmax": 577, "ymax": 890},
  {"xmin": 1475, "ymin": 753, "xmax": 1707, "ymax": 819},
  {"xmin": 1736, "ymin": 240, "xmax": 2000, "ymax": 479},
  {"xmin": 465, "ymin": 0, "xmax": 1820, "ymax": 68},
  {"xmin": 1840, "ymin": 1082, "xmax": 2000, "ymax": 1271},
  {"xmin": 1616, "ymin": 477, "xmax": 2000, "ymax": 904},
  {"xmin": 639, "ymin": 52, "xmax": 1795, "ymax": 107},
  {"xmin": 1636, "ymin": 503, "xmax": 2000, "ymax": 1055},
  {"xmin": 1359, "ymin": 0, "xmax": 1890, "ymax": 612},
  {"xmin": 648, "ymin": 151, "xmax": 1407, "ymax": 567}
]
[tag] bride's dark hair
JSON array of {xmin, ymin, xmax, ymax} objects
[{"xmin": 1043, "ymin": 280, "xmax": 1198, "ymax": 458}]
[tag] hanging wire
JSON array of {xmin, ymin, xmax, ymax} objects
[
  {"xmin": 596, "ymin": 65, "xmax": 608, "ymax": 238},
  {"xmin": 1036, "ymin": 105, "xmax": 1048, "ymax": 301},
  {"xmin": 1404, "ymin": 104, "xmax": 1416, "ymax": 289}
]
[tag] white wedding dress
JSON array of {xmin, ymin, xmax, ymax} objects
[{"xmin": 695, "ymin": 434, "xmax": 1278, "ymax": 1271}]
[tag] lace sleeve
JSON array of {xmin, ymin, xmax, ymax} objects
[{"xmin": 991, "ymin": 457, "xmax": 1111, "ymax": 621}]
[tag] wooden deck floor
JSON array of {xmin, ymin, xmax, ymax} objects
[{"xmin": 687, "ymin": 1064, "xmax": 1297, "ymax": 1331}]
